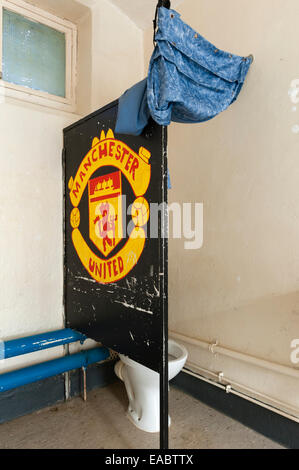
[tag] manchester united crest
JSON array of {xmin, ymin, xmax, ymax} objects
[
  {"xmin": 68, "ymin": 129, "xmax": 151, "ymax": 284},
  {"xmin": 88, "ymin": 171, "xmax": 123, "ymax": 257}
]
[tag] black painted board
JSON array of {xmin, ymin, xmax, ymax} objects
[{"xmin": 63, "ymin": 101, "xmax": 168, "ymax": 373}]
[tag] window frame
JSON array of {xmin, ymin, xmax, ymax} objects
[{"xmin": 0, "ymin": 0, "xmax": 77, "ymax": 111}]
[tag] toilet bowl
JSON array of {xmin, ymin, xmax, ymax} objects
[{"xmin": 114, "ymin": 339, "xmax": 188, "ymax": 433}]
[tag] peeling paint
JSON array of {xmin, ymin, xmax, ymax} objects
[
  {"xmin": 114, "ymin": 300, "xmax": 153, "ymax": 315},
  {"xmin": 129, "ymin": 331, "xmax": 134, "ymax": 341},
  {"xmin": 75, "ymin": 275, "xmax": 97, "ymax": 284}
]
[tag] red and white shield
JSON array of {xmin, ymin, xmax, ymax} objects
[{"xmin": 88, "ymin": 171, "xmax": 123, "ymax": 257}]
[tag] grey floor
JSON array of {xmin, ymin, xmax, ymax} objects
[{"xmin": 0, "ymin": 382, "xmax": 283, "ymax": 449}]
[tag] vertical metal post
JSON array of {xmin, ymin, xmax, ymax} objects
[
  {"xmin": 160, "ymin": 320, "xmax": 168, "ymax": 449},
  {"xmin": 64, "ymin": 344, "xmax": 71, "ymax": 401},
  {"xmin": 82, "ymin": 366, "xmax": 87, "ymax": 402},
  {"xmin": 160, "ymin": 125, "xmax": 169, "ymax": 450},
  {"xmin": 158, "ymin": 0, "xmax": 171, "ymax": 8},
  {"xmin": 156, "ymin": 5, "xmax": 170, "ymax": 448}
]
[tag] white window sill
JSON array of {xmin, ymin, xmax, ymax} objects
[{"xmin": 0, "ymin": 81, "xmax": 76, "ymax": 113}]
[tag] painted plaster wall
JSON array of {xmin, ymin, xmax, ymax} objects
[
  {"xmin": 0, "ymin": 100, "xmax": 79, "ymax": 372},
  {"xmin": 0, "ymin": 0, "xmax": 144, "ymax": 372},
  {"xmin": 144, "ymin": 0, "xmax": 299, "ymax": 417},
  {"xmin": 89, "ymin": 0, "xmax": 144, "ymax": 111}
]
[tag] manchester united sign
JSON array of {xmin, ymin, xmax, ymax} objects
[{"xmin": 68, "ymin": 129, "xmax": 151, "ymax": 284}]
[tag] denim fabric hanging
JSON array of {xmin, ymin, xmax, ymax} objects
[
  {"xmin": 147, "ymin": 6, "xmax": 253, "ymax": 126},
  {"xmin": 115, "ymin": 5, "xmax": 253, "ymax": 191},
  {"xmin": 116, "ymin": 7, "xmax": 252, "ymax": 134},
  {"xmin": 115, "ymin": 78, "xmax": 150, "ymax": 136}
]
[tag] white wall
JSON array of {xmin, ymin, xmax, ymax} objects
[
  {"xmin": 89, "ymin": 0, "xmax": 144, "ymax": 111},
  {"xmin": 0, "ymin": 0, "xmax": 144, "ymax": 372},
  {"xmin": 0, "ymin": 100, "xmax": 80, "ymax": 372},
  {"xmin": 108, "ymin": 0, "xmax": 184, "ymax": 30},
  {"xmin": 144, "ymin": 0, "xmax": 299, "ymax": 419}
]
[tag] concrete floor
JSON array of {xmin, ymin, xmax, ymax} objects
[{"xmin": 0, "ymin": 382, "xmax": 283, "ymax": 449}]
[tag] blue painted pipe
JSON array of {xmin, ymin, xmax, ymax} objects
[
  {"xmin": 0, "ymin": 347, "xmax": 110, "ymax": 393},
  {"xmin": 4, "ymin": 329, "xmax": 86, "ymax": 359}
]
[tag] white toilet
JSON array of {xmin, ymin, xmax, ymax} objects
[{"xmin": 114, "ymin": 339, "xmax": 188, "ymax": 433}]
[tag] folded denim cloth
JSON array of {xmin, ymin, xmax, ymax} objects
[
  {"xmin": 115, "ymin": 6, "xmax": 252, "ymax": 190},
  {"xmin": 115, "ymin": 78, "xmax": 150, "ymax": 136},
  {"xmin": 116, "ymin": 7, "xmax": 252, "ymax": 134},
  {"xmin": 115, "ymin": 78, "xmax": 172, "ymax": 189},
  {"xmin": 147, "ymin": 6, "xmax": 252, "ymax": 125}
]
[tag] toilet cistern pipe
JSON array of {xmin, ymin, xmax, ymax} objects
[
  {"xmin": 0, "ymin": 347, "xmax": 109, "ymax": 393},
  {"xmin": 4, "ymin": 329, "xmax": 86, "ymax": 359}
]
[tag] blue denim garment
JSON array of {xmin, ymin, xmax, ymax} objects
[
  {"xmin": 147, "ymin": 7, "xmax": 252, "ymax": 125},
  {"xmin": 115, "ymin": 78, "xmax": 150, "ymax": 136},
  {"xmin": 115, "ymin": 78, "xmax": 172, "ymax": 189},
  {"xmin": 115, "ymin": 6, "xmax": 252, "ymax": 190}
]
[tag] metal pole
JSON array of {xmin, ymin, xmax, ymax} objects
[
  {"xmin": 160, "ymin": 327, "xmax": 169, "ymax": 449},
  {"xmin": 82, "ymin": 366, "xmax": 87, "ymax": 402},
  {"xmin": 160, "ymin": 125, "xmax": 169, "ymax": 450},
  {"xmin": 158, "ymin": 0, "xmax": 171, "ymax": 8},
  {"xmin": 155, "ymin": 14, "xmax": 169, "ymax": 453}
]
